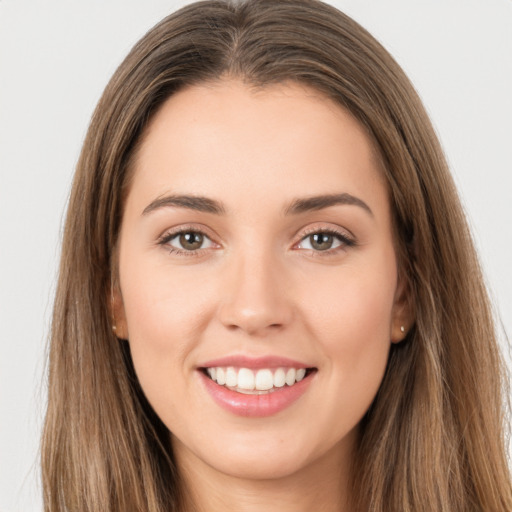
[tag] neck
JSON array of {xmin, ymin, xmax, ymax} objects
[{"xmin": 174, "ymin": 435, "xmax": 356, "ymax": 512}]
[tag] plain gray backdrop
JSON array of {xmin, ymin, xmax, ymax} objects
[{"xmin": 1, "ymin": 1, "xmax": 511, "ymax": 510}]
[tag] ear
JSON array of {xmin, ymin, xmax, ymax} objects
[
  {"xmin": 109, "ymin": 280, "xmax": 129, "ymax": 340},
  {"xmin": 390, "ymin": 275, "xmax": 414, "ymax": 344}
]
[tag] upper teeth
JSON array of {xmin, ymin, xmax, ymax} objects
[{"xmin": 206, "ymin": 367, "xmax": 307, "ymax": 393}]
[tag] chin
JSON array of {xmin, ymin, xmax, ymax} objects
[
  {"xmin": 209, "ymin": 449, "xmax": 313, "ymax": 481},
  {"xmin": 176, "ymin": 424, "xmax": 344, "ymax": 483}
]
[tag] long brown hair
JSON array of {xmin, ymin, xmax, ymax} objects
[{"xmin": 42, "ymin": 1, "xmax": 511, "ymax": 510}]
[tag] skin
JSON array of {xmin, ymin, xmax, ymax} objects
[{"xmin": 114, "ymin": 80, "xmax": 410, "ymax": 512}]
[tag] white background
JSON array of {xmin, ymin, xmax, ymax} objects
[{"xmin": 1, "ymin": 1, "xmax": 511, "ymax": 510}]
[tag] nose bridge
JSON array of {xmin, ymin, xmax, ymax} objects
[{"xmin": 219, "ymin": 241, "xmax": 292, "ymax": 335}]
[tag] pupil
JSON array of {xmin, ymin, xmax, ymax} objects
[
  {"xmin": 311, "ymin": 233, "xmax": 332, "ymax": 250},
  {"xmin": 180, "ymin": 232, "xmax": 203, "ymax": 250}
]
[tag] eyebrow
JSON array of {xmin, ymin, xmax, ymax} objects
[
  {"xmin": 142, "ymin": 192, "xmax": 373, "ymax": 217},
  {"xmin": 142, "ymin": 194, "xmax": 226, "ymax": 215},
  {"xmin": 284, "ymin": 193, "xmax": 373, "ymax": 217}
]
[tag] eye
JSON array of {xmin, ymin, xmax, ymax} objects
[
  {"xmin": 161, "ymin": 230, "xmax": 215, "ymax": 252},
  {"xmin": 296, "ymin": 230, "xmax": 354, "ymax": 252}
]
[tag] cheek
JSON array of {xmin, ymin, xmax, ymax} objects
[
  {"xmin": 118, "ymin": 257, "xmax": 214, "ymax": 424},
  {"xmin": 118, "ymin": 255, "xmax": 213, "ymax": 410},
  {"xmin": 303, "ymin": 260, "xmax": 396, "ymax": 336},
  {"xmin": 120, "ymin": 253, "xmax": 214, "ymax": 349},
  {"xmin": 300, "ymin": 260, "xmax": 397, "ymax": 395}
]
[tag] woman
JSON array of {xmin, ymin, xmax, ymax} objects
[{"xmin": 41, "ymin": 0, "xmax": 512, "ymax": 510}]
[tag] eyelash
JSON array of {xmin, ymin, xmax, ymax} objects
[
  {"xmin": 157, "ymin": 226, "xmax": 356, "ymax": 257},
  {"xmin": 296, "ymin": 227, "xmax": 356, "ymax": 255},
  {"xmin": 157, "ymin": 226, "xmax": 216, "ymax": 257}
]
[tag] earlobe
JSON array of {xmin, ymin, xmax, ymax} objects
[
  {"xmin": 391, "ymin": 322, "xmax": 408, "ymax": 344},
  {"xmin": 110, "ymin": 279, "xmax": 129, "ymax": 340},
  {"xmin": 390, "ymin": 276, "xmax": 414, "ymax": 344}
]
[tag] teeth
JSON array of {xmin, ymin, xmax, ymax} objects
[
  {"xmin": 255, "ymin": 369, "xmax": 273, "ymax": 391},
  {"xmin": 216, "ymin": 367, "xmax": 226, "ymax": 386},
  {"xmin": 296, "ymin": 368, "xmax": 306, "ymax": 382},
  {"xmin": 206, "ymin": 366, "xmax": 310, "ymax": 392},
  {"xmin": 285, "ymin": 368, "xmax": 296, "ymax": 386},
  {"xmin": 225, "ymin": 367, "xmax": 237, "ymax": 387},
  {"xmin": 273, "ymin": 368, "xmax": 286, "ymax": 388},
  {"xmin": 238, "ymin": 368, "xmax": 255, "ymax": 390}
]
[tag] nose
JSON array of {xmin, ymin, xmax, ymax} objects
[{"xmin": 218, "ymin": 249, "xmax": 293, "ymax": 337}]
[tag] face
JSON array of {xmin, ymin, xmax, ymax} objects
[{"xmin": 114, "ymin": 80, "xmax": 408, "ymax": 482}]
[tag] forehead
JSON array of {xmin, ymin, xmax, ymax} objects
[{"xmin": 128, "ymin": 79, "xmax": 388, "ymax": 217}]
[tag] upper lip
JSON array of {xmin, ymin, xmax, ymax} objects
[{"xmin": 198, "ymin": 355, "xmax": 313, "ymax": 370}]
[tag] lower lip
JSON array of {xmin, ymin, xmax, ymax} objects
[{"xmin": 199, "ymin": 371, "xmax": 314, "ymax": 417}]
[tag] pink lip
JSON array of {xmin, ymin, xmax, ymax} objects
[
  {"xmin": 198, "ymin": 355, "xmax": 311, "ymax": 370},
  {"xmin": 198, "ymin": 368, "xmax": 315, "ymax": 418}
]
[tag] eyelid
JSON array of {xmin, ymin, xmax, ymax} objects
[
  {"xmin": 157, "ymin": 224, "xmax": 221, "ymax": 252},
  {"xmin": 157, "ymin": 223, "xmax": 218, "ymax": 240},
  {"xmin": 292, "ymin": 224, "xmax": 356, "ymax": 252},
  {"xmin": 156, "ymin": 222, "xmax": 356, "ymax": 255}
]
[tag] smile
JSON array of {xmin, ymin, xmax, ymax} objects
[
  {"xmin": 198, "ymin": 357, "xmax": 317, "ymax": 417},
  {"xmin": 204, "ymin": 366, "xmax": 310, "ymax": 394}
]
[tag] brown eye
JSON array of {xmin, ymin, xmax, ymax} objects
[
  {"xmin": 309, "ymin": 233, "xmax": 334, "ymax": 251},
  {"xmin": 161, "ymin": 228, "xmax": 216, "ymax": 254},
  {"xmin": 296, "ymin": 230, "xmax": 353, "ymax": 253},
  {"xmin": 178, "ymin": 232, "xmax": 204, "ymax": 250}
]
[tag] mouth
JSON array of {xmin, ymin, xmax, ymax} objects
[
  {"xmin": 201, "ymin": 366, "xmax": 317, "ymax": 395},
  {"xmin": 198, "ymin": 355, "xmax": 317, "ymax": 416}
]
